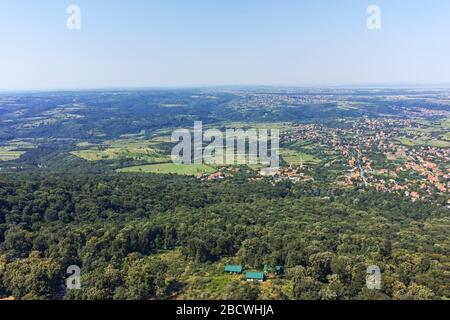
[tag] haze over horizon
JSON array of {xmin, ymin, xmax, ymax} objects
[{"xmin": 1, "ymin": 0, "xmax": 450, "ymax": 91}]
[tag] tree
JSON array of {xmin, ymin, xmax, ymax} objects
[
  {"xmin": 393, "ymin": 282, "xmax": 435, "ymax": 300},
  {"xmin": 67, "ymin": 264, "xmax": 122, "ymax": 300},
  {"xmin": 309, "ymin": 252, "xmax": 334, "ymax": 282},
  {"xmin": 223, "ymin": 281, "xmax": 260, "ymax": 300},
  {"xmin": 378, "ymin": 239, "xmax": 392, "ymax": 258},
  {"xmin": 238, "ymin": 238, "xmax": 269, "ymax": 269},
  {"xmin": 120, "ymin": 258, "xmax": 168, "ymax": 300},
  {"xmin": 0, "ymin": 255, "xmax": 6, "ymax": 295},
  {"xmin": 319, "ymin": 274, "xmax": 347, "ymax": 300},
  {"xmin": 3, "ymin": 227, "xmax": 33, "ymax": 258},
  {"xmin": 290, "ymin": 266, "xmax": 323, "ymax": 300},
  {"xmin": 2, "ymin": 251, "xmax": 61, "ymax": 300}
]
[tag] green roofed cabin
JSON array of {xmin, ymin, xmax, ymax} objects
[
  {"xmin": 275, "ymin": 266, "xmax": 284, "ymax": 276},
  {"xmin": 246, "ymin": 272, "xmax": 266, "ymax": 282},
  {"xmin": 263, "ymin": 265, "xmax": 272, "ymax": 273},
  {"xmin": 264, "ymin": 265, "xmax": 284, "ymax": 276},
  {"xmin": 224, "ymin": 265, "xmax": 243, "ymax": 274}
]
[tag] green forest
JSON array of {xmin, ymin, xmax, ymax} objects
[{"xmin": 0, "ymin": 172, "xmax": 448, "ymax": 300}]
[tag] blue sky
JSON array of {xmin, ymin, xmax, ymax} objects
[{"xmin": 1, "ymin": 0, "xmax": 450, "ymax": 90}]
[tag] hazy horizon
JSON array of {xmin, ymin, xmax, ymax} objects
[{"xmin": 3, "ymin": 83, "xmax": 450, "ymax": 94}]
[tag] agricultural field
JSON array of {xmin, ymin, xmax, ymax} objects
[
  {"xmin": 397, "ymin": 137, "xmax": 450, "ymax": 148},
  {"xmin": 117, "ymin": 163, "xmax": 217, "ymax": 176},
  {"xmin": 442, "ymin": 132, "xmax": 450, "ymax": 141},
  {"xmin": 17, "ymin": 105, "xmax": 85, "ymax": 129},
  {"xmin": 398, "ymin": 120, "xmax": 450, "ymax": 148},
  {"xmin": 280, "ymin": 148, "xmax": 321, "ymax": 165},
  {"xmin": 215, "ymin": 122, "xmax": 294, "ymax": 131},
  {"xmin": 0, "ymin": 147, "xmax": 25, "ymax": 161},
  {"xmin": 0, "ymin": 140, "xmax": 35, "ymax": 161},
  {"xmin": 119, "ymin": 130, "xmax": 146, "ymax": 139},
  {"xmin": 71, "ymin": 138, "xmax": 170, "ymax": 162},
  {"xmin": 442, "ymin": 117, "xmax": 450, "ymax": 129}
]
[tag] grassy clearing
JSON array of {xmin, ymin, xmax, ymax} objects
[
  {"xmin": 428, "ymin": 139, "xmax": 450, "ymax": 148},
  {"xmin": 119, "ymin": 130, "xmax": 146, "ymax": 139},
  {"xmin": 281, "ymin": 148, "xmax": 320, "ymax": 165},
  {"xmin": 117, "ymin": 163, "xmax": 216, "ymax": 176},
  {"xmin": 0, "ymin": 147, "xmax": 25, "ymax": 161},
  {"xmin": 442, "ymin": 117, "xmax": 450, "ymax": 129},
  {"xmin": 289, "ymin": 140, "xmax": 318, "ymax": 149},
  {"xmin": 151, "ymin": 250, "xmax": 288, "ymax": 300},
  {"xmin": 8, "ymin": 140, "xmax": 36, "ymax": 148},
  {"xmin": 0, "ymin": 140, "xmax": 35, "ymax": 161},
  {"xmin": 402, "ymin": 127, "xmax": 440, "ymax": 134},
  {"xmin": 150, "ymin": 250, "xmax": 239, "ymax": 299},
  {"xmin": 76, "ymin": 142, "xmax": 99, "ymax": 148},
  {"xmin": 442, "ymin": 132, "xmax": 450, "ymax": 141},
  {"xmin": 398, "ymin": 119, "xmax": 450, "ymax": 147},
  {"xmin": 213, "ymin": 122, "xmax": 294, "ymax": 131},
  {"xmin": 72, "ymin": 139, "xmax": 170, "ymax": 162},
  {"xmin": 397, "ymin": 137, "xmax": 450, "ymax": 148}
]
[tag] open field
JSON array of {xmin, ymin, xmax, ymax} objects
[
  {"xmin": 76, "ymin": 142, "xmax": 98, "ymax": 148},
  {"xmin": 403, "ymin": 127, "xmax": 441, "ymax": 134},
  {"xmin": 398, "ymin": 119, "xmax": 450, "ymax": 147},
  {"xmin": 0, "ymin": 147, "xmax": 25, "ymax": 161},
  {"xmin": 442, "ymin": 132, "xmax": 450, "ymax": 141},
  {"xmin": 442, "ymin": 117, "xmax": 450, "ymax": 129},
  {"xmin": 8, "ymin": 140, "xmax": 36, "ymax": 148},
  {"xmin": 280, "ymin": 148, "xmax": 321, "ymax": 165},
  {"xmin": 0, "ymin": 140, "xmax": 35, "ymax": 161},
  {"xmin": 119, "ymin": 130, "xmax": 146, "ymax": 139},
  {"xmin": 117, "ymin": 163, "xmax": 217, "ymax": 175},
  {"xmin": 397, "ymin": 137, "xmax": 450, "ymax": 148},
  {"xmin": 71, "ymin": 138, "xmax": 170, "ymax": 162},
  {"xmin": 213, "ymin": 122, "xmax": 294, "ymax": 131}
]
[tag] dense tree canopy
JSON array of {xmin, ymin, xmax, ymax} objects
[{"xmin": 0, "ymin": 173, "xmax": 448, "ymax": 300}]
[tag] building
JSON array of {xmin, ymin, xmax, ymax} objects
[
  {"xmin": 246, "ymin": 272, "xmax": 265, "ymax": 282},
  {"xmin": 263, "ymin": 265, "xmax": 272, "ymax": 274},
  {"xmin": 263, "ymin": 265, "xmax": 284, "ymax": 276},
  {"xmin": 275, "ymin": 266, "xmax": 284, "ymax": 276},
  {"xmin": 224, "ymin": 265, "xmax": 243, "ymax": 274}
]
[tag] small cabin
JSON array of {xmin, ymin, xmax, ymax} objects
[
  {"xmin": 264, "ymin": 265, "xmax": 284, "ymax": 276},
  {"xmin": 275, "ymin": 266, "xmax": 284, "ymax": 276},
  {"xmin": 246, "ymin": 271, "xmax": 266, "ymax": 282},
  {"xmin": 224, "ymin": 265, "xmax": 243, "ymax": 274},
  {"xmin": 263, "ymin": 265, "xmax": 272, "ymax": 274}
]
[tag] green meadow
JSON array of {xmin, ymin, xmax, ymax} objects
[
  {"xmin": 117, "ymin": 163, "xmax": 216, "ymax": 176},
  {"xmin": 71, "ymin": 138, "xmax": 170, "ymax": 162},
  {"xmin": 0, "ymin": 147, "xmax": 25, "ymax": 161},
  {"xmin": 442, "ymin": 132, "xmax": 450, "ymax": 141},
  {"xmin": 442, "ymin": 117, "xmax": 450, "ymax": 129},
  {"xmin": 212, "ymin": 122, "xmax": 294, "ymax": 132},
  {"xmin": 280, "ymin": 148, "xmax": 321, "ymax": 165},
  {"xmin": 397, "ymin": 137, "xmax": 450, "ymax": 148},
  {"xmin": 0, "ymin": 140, "xmax": 35, "ymax": 161}
]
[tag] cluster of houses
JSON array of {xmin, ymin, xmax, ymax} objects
[{"xmin": 224, "ymin": 264, "xmax": 284, "ymax": 282}]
